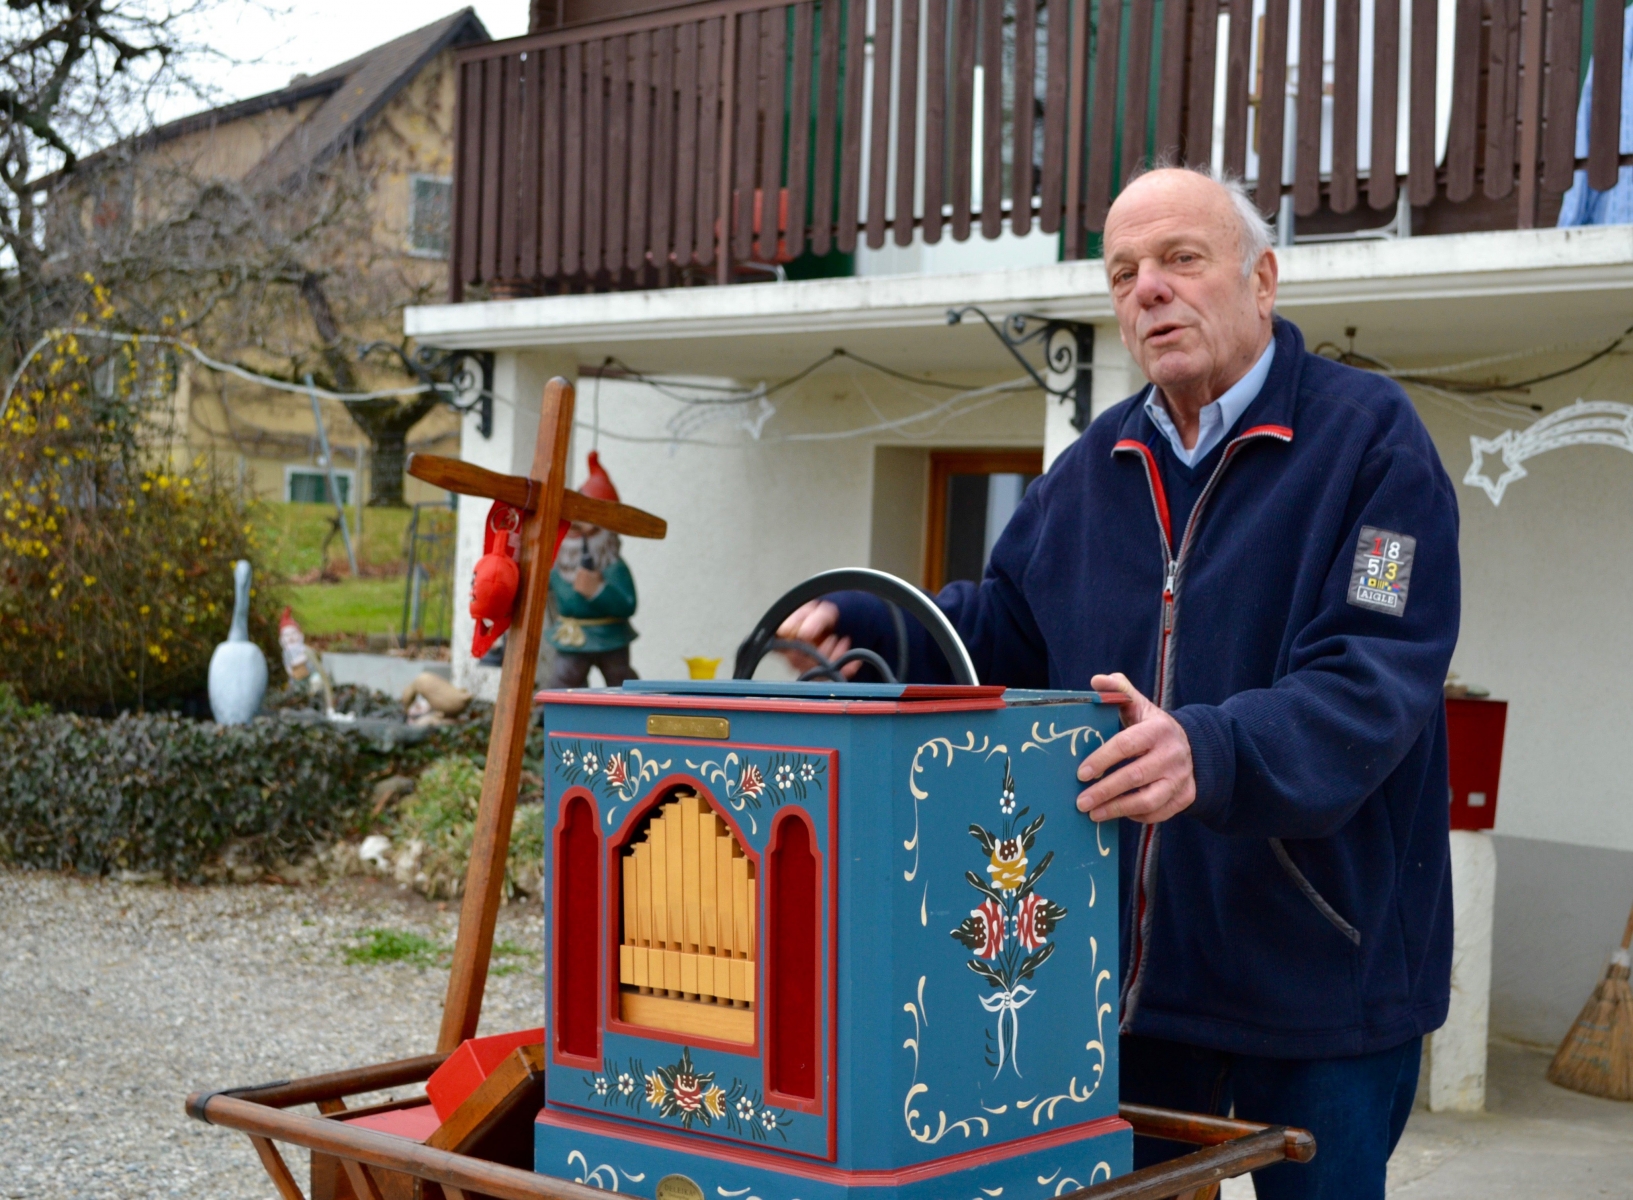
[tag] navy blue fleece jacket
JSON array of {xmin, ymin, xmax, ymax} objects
[{"xmin": 835, "ymin": 318, "xmax": 1459, "ymax": 1058}]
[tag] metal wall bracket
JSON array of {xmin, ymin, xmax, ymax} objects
[
  {"xmin": 946, "ymin": 307, "xmax": 1096, "ymax": 432},
  {"xmin": 358, "ymin": 343, "xmax": 497, "ymax": 438}
]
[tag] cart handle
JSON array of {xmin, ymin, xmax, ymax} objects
[{"xmin": 734, "ymin": 567, "xmax": 979, "ymax": 686}]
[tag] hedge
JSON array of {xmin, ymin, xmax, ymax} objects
[{"xmin": 0, "ymin": 712, "xmax": 372, "ymax": 881}]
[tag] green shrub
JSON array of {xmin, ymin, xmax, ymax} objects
[
  {"xmin": 394, "ymin": 755, "xmax": 543, "ymax": 900},
  {"xmin": 0, "ymin": 711, "xmax": 370, "ymax": 880}
]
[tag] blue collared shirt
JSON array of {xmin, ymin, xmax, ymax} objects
[{"xmin": 1143, "ymin": 340, "xmax": 1276, "ymax": 467}]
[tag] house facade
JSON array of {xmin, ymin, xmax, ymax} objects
[{"xmin": 407, "ymin": 0, "xmax": 1633, "ymax": 1064}]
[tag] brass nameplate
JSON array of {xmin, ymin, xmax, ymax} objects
[
  {"xmin": 656, "ymin": 1176, "xmax": 705, "ymax": 1200},
  {"xmin": 647, "ymin": 714, "xmax": 730, "ymax": 740}
]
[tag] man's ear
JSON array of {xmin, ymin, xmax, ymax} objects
[{"xmin": 1254, "ymin": 249, "xmax": 1279, "ymax": 317}]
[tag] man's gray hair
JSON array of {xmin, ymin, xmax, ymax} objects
[{"xmin": 1123, "ymin": 163, "xmax": 1274, "ymax": 278}]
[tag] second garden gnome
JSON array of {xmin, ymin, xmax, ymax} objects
[{"xmin": 544, "ymin": 451, "xmax": 639, "ymax": 687}]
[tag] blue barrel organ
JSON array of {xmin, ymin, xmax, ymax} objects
[{"xmin": 537, "ymin": 680, "xmax": 1130, "ymax": 1200}]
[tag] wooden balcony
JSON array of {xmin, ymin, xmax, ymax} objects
[{"xmin": 449, "ymin": 0, "xmax": 1629, "ymax": 298}]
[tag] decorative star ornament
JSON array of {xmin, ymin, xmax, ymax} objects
[{"xmin": 1466, "ymin": 400, "xmax": 1633, "ymax": 505}]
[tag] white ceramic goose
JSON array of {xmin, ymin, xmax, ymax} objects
[{"xmin": 208, "ymin": 559, "xmax": 268, "ymax": 725}]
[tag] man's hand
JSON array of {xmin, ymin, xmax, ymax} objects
[
  {"xmin": 572, "ymin": 567, "xmax": 603, "ymax": 598},
  {"xmin": 775, "ymin": 599, "xmax": 862, "ymax": 679},
  {"xmin": 1076, "ymin": 672, "xmax": 1196, "ymax": 824}
]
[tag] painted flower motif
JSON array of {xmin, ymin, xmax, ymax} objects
[
  {"xmin": 987, "ymin": 836, "xmax": 1028, "ymax": 891},
  {"xmin": 673, "ymin": 1069, "xmax": 705, "ymax": 1113},
  {"xmin": 1016, "ymin": 892, "xmax": 1046, "ymax": 951},
  {"xmin": 735, "ymin": 1095, "xmax": 756, "ymax": 1120},
  {"xmin": 738, "ymin": 762, "xmax": 765, "ymax": 799},
  {"xmin": 605, "ymin": 751, "xmax": 628, "ymax": 789},
  {"xmin": 581, "ymin": 751, "xmax": 600, "ymax": 775},
  {"xmin": 799, "ymin": 761, "xmax": 816, "ymax": 783},
  {"xmin": 999, "ymin": 782, "xmax": 1016, "ymax": 814},
  {"xmin": 704, "ymin": 1085, "xmax": 727, "ymax": 1118},
  {"xmin": 593, "ymin": 1075, "xmax": 609, "ymax": 1095},
  {"xmin": 561, "ymin": 748, "xmax": 576, "ymax": 767},
  {"xmin": 774, "ymin": 763, "xmax": 795, "ymax": 789},
  {"xmin": 644, "ymin": 1072, "xmax": 667, "ymax": 1107},
  {"xmin": 760, "ymin": 1109, "xmax": 779, "ymax": 1132},
  {"xmin": 617, "ymin": 1072, "xmax": 635, "ymax": 1096}
]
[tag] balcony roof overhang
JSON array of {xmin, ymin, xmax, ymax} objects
[{"xmin": 405, "ymin": 226, "xmax": 1633, "ymax": 379}]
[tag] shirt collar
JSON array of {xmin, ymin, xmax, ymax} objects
[{"xmin": 1143, "ymin": 338, "xmax": 1277, "ymax": 468}]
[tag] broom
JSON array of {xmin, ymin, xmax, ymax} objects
[{"xmin": 1546, "ymin": 899, "xmax": 1633, "ymax": 1101}]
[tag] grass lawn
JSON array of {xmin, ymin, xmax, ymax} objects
[{"xmin": 286, "ymin": 577, "xmax": 409, "ymax": 637}]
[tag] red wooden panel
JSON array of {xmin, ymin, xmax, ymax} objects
[
  {"xmin": 696, "ymin": 17, "xmax": 723, "ymax": 266},
  {"xmin": 626, "ymin": 30, "xmax": 653, "ymax": 273},
  {"xmin": 1013, "ymin": 0, "xmax": 1037, "ymax": 234},
  {"xmin": 1121, "ymin": 0, "xmax": 1155, "ymax": 186},
  {"xmin": 1484, "ymin": 0, "xmax": 1522, "ymax": 199},
  {"xmin": 479, "ymin": 57, "xmax": 504, "ymax": 282},
  {"xmin": 584, "ymin": 38, "xmax": 606, "ymax": 274},
  {"xmin": 951, "ymin": 0, "xmax": 977, "ymax": 240},
  {"xmin": 1446, "ymin": 698, "xmax": 1508, "ymax": 832},
  {"xmin": 1084, "ymin": 0, "xmax": 1124, "ymax": 229},
  {"xmin": 812, "ymin": 0, "xmax": 843, "ymax": 254},
  {"xmin": 540, "ymin": 47, "xmax": 564, "ymax": 279},
  {"xmin": 1444, "ymin": 0, "xmax": 1483, "ymax": 201},
  {"xmin": 651, "ymin": 26, "xmax": 677, "ymax": 270},
  {"xmin": 675, "ymin": 22, "xmax": 700, "ymax": 266},
  {"xmin": 896, "ymin": 0, "xmax": 922, "ymax": 245},
  {"xmin": 1368, "ymin": 0, "xmax": 1399, "ymax": 208},
  {"xmin": 1183, "ymin": 0, "xmax": 1220, "ymax": 166},
  {"xmin": 1256, "ymin": 0, "xmax": 1290, "ymax": 215},
  {"xmin": 1222, "ymin": 0, "xmax": 1252, "ymax": 175},
  {"xmin": 1063, "ymin": 0, "xmax": 1090, "ymax": 253},
  {"xmin": 733, "ymin": 9, "xmax": 760, "ymax": 262},
  {"xmin": 1294, "ymin": 0, "xmax": 1325, "ymax": 214},
  {"xmin": 1408, "ymin": 0, "xmax": 1438, "ymax": 204},
  {"xmin": 759, "ymin": 8, "xmax": 788, "ymax": 261},
  {"xmin": 1541, "ymin": 0, "xmax": 1583, "ymax": 192},
  {"xmin": 838, "ymin": 0, "xmax": 868, "ymax": 252},
  {"xmin": 553, "ymin": 795, "xmax": 600, "ymax": 1064},
  {"xmin": 1331, "ymin": 0, "xmax": 1360, "ymax": 212},
  {"xmin": 1588, "ymin": 0, "xmax": 1622, "ymax": 190},
  {"xmin": 562, "ymin": 42, "xmax": 584, "ymax": 276},
  {"xmin": 866, "ymin": 0, "xmax": 896, "ymax": 248},
  {"xmin": 924, "ymin": 0, "xmax": 950, "ymax": 240},
  {"xmin": 1039, "ymin": 0, "xmax": 1069, "ymax": 232},
  {"xmin": 1154, "ymin": 0, "xmax": 1189, "ymax": 162},
  {"xmin": 454, "ymin": 60, "xmax": 482, "ymax": 297},
  {"xmin": 497, "ymin": 54, "xmax": 522, "ymax": 282},
  {"xmin": 519, "ymin": 50, "xmax": 543, "ymax": 279},
  {"xmin": 981, "ymin": 0, "xmax": 1005, "ymax": 238},
  {"xmin": 765, "ymin": 811, "xmax": 820, "ymax": 1104},
  {"xmin": 788, "ymin": 2, "xmax": 816, "ymax": 256},
  {"xmin": 605, "ymin": 35, "xmax": 630, "ymax": 274}
]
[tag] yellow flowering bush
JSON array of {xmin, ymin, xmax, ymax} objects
[{"xmin": 0, "ymin": 317, "xmax": 281, "ymax": 710}]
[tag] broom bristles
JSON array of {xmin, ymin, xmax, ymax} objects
[{"xmin": 1547, "ymin": 953, "xmax": 1633, "ymax": 1101}]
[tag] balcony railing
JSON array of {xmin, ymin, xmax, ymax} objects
[{"xmin": 449, "ymin": 0, "xmax": 1627, "ymax": 297}]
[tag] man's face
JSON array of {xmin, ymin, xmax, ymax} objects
[{"xmin": 1103, "ymin": 171, "xmax": 1277, "ymax": 404}]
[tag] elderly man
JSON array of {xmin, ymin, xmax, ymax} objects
[{"xmin": 783, "ymin": 168, "xmax": 1459, "ymax": 1198}]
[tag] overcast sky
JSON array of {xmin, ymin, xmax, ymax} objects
[{"xmin": 159, "ymin": 1, "xmax": 528, "ymax": 122}]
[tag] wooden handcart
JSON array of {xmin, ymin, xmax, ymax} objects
[{"xmin": 184, "ymin": 379, "xmax": 1314, "ymax": 1200}]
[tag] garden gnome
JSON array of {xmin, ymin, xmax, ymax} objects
[
  {"xmin": 544, "ymin": 451, "xmax": 639, "ymax": 688},
  {"xmin": 208, "ymin": 560, "xmax": 268, "ymax": 724}
]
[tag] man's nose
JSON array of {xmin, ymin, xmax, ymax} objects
[{"xmin": 1133, "ymin": 263, "xmax": 1173, "ymax": 307}]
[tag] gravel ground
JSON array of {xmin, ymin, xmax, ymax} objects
[{"xmin": 0, "ymin": 867, "xmax": 544, "ymax": 1200}]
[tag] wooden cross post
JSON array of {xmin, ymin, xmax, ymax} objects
[{"xmin": 406, "ymin": 377, "xmax": 667, "ymax": 1053}]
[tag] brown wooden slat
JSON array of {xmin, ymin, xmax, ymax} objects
[
  {"xmin": 951, "ymin": 0, "xmax": 977, "ymax": 239},
  {"xmin": 838, "ymin": 0, "xmax": 870, "ymax": 251},
  {"xmin": 1331, "ymin": 0, "xmax": 1360, "ymax": 211},
  {"xmin": 1541, "ymin": 0, "xmax": 1583, "ymax": 191},
  {"xmin": 651, "ymin": 26, "xmax": 677, "ymax": 269},
  {"xmin": 1515, "ymin": 0, "xmax": 1547, "ymax": 223},
  {"xmin": 981, "ymin": 0, "xmax": 1005, "ymax": 236},
  {"xmin": 454, "ymin": 60, "xmax": 481, "ymax": 297},
  {"xmin": 1154, "ymin": 0, "xmax": 1188, "ymax": 161},
  {"xmin": 1444, "ymin": 0, "xmax": 1483, "ymax": 200},
  {"xmin": 1063, "ymin": 0, "xmax": 1091, "ymax": 251},
  {"xmin": 1484, "ymin": 0, "xmax": 1522, "ymax": 198},
  {"xmin": 497, "ymin": 55, "xmax": 522, "ymax": 281},
  {"xmin": 1121, "ymin": 0, "xmax": 1155, "ymax": 185},
  {"xmin": 717, "ymin": 13, "xmax": 738, "ymax": 279},
  {"xmin": 924, "ymin": 0, "xmax": 949, "ymax": 240},
  {"xmin": 583, "ymin": 38, "xmax": 606, "ymax": 274},
  {"xmin": 1368, "ymin": 0, "xmax": 1399, "ymax": 207},
  {"xmin": 624, "ymin": 31, "xmax": 650, "ymax": 273},
  {"xmin": 1222, "ymin": 0, "xmax": 1252, "ymax": 174},
  {"xmin": 1408, "ymin": 0, "xmax": 1438, "ymax": 204},
  {"xmin": 811, "ymin": 0, "xmax": 842, "ymax": 253},
  {"xmin": 539, "ymin": 47, "xmax": 565, "ymax": 279},
  {"xmin": 1013, "ymin": 0, "xmax": 1037, "ymax": 234},
  {"xmin": 1183, "ymin": 0, "xmax": 1220, "ymax": 166},
  {"xmin": 562, "ymin": 42, "xmax": 584, "ymax": 275},
  {"xmin": 1084, "ymin": 0, "xmax": 1124, "ymax": 229},
  {"xmin": 519, "ymin": 50, "xmax": 542, "ymax": 279},
  {"xmin": 1039, "ymin": 0, "xmax": 1068, "ymax": 231},
  {"xmin": 1588, "ymin": 0, "xmax": 1622, "ymax": 189},
  {"xmin": 1256, "ymin": 0, "xmax": 1291, "ymax": 215},
  {"xmin": 604, "ymin": 35, "xmax": 630, "ymax": 274},
  {"xmin": 733, "ymin": 9, "xmax": 760, "ymax": 261},
  {"xmin": 867, "ymin": 0, "xmax": 896, "ymax": 248},
  {"xmin": 696, "ymin": 17, "xmax": 722, "ymax": 265},
  {"xmin": 895, "ymin": 0, "xmax": 921, "ymax": 244},
  {"xmin": 788, "ymin": 2, "xmax": 815, "ymax": 256},
  {"xmin": 1294, "ymin": 0, "xmax": 1325, "ymax": 214},
  {"xmin": 759, "ymin": 7, "xmax": 788, "ymax": 261},
  {"xmin": 674, "ymin": 22, "xmax": 700, "ymax": 265},
  {"xmin": 479, "ymin": 57, "xmax": 504, "ymax": 283}
]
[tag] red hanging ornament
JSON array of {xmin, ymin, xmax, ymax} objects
[{"xmin": 470, "ymin": 502, "xmax": 522, "ymax": 659}]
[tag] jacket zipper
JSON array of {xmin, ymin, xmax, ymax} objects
[{"xmin": 1113, "ymin": 423, "xmax": 1294, "ymax": 1028}]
